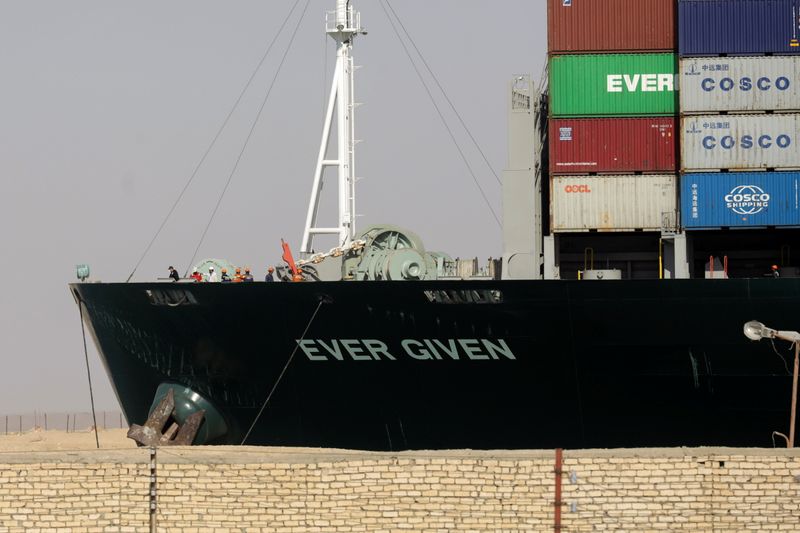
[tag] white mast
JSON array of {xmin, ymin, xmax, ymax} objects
[{"xmin": 300, "ymin": 0, "xmax": 366, "ymax": 255}]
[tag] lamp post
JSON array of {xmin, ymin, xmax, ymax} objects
[{"xmin": 743, "ymin": 320, "xmax": 800, "ymax": 448}]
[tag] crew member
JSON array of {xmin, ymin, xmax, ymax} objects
[
  {"xmin": 191, "ymin": 270, "xmax": 203, "ymax": 282},
  {"xmin": 168, "ymin": 266, "xmax": 180, "ymax": 282},
  {"xmin": 770, "ymin": 264, "xmax": 781, "ymax": 278},
  {"xmin": 207, "ymin": 266, "xmax": 219, "ymax": 282},
  {"xmin": 221, "ymin": 268, "xmax": 232, "ymax": 283},
  {"xmin": 233, "ymin": 267, "xmax": 244, "ymax": 283},
  {"xmin": 265, "ymin": 267, "xmax": 275, "ymax": 282},
  {"xmin": 243, "ymin": 267, "xmax": 254, "ymax": 282}
]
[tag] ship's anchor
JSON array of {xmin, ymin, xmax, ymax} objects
[{"xmin": 127, "ymin": 388, "xmax": 205, "ymax": 446}]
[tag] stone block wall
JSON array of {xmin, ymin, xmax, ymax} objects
[{"xmin": 0, "ymin": 447, "xmax": 798, "ymax": 532}]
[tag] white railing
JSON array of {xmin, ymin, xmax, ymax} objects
[
  {"xmin": 326, "ymin": 8, "xmax": 361, "ymax": 33},
  {"xmin": 441, "ymin": 258, "xmax": 502, "ymax": 280}
]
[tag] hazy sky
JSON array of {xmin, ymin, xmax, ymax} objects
[{"xmin": 0, "ymin": 0, "xmax": 546, "ymax": 414}]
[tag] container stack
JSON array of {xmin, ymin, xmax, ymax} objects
[
  {"xmin": 679, "ymin": 0, "xmax": 800, "ymax": 229},
  {"xmin": 547, "ymin": 0, "xmax": 678, "ymax": 232}
]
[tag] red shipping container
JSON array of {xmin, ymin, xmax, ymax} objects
[
  {"xmin": 548, "ymin": 0, "xmax": 676, "ymax": 54},
  {"xmin": 549, "ymin": 118, "xmax": 677, "ymax": 175}
]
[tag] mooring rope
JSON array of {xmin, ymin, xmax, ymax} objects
[
  {"xmin": 77, "ymin": 299, "xmax": 100, "ymax": 449},
  {"xmin": 241, "ymin": 297, "xmax": 326, "ymax": 445}
]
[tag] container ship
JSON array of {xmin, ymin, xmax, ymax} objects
[{"xmin": 73, "ymin": 0, "xmax": 800, "ymax": 450}]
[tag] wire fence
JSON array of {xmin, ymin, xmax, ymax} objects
[{"xmin": 0, "ymin": 411, "xmax": 128, "ymax": 434}]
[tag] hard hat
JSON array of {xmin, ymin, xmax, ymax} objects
[
  {"xmin": 209, "ymin": 266, "xmax": 215, "ymax": 271},
  {"xmin": 268, "ymin": 267, "xmax": 274, "ymax": 272},
  {"xmin": 245, "ymin": 267, "xmax": 250, "ymax": 272},
  {"xmin": 235, "ymin": 267, "xmax": 241, "ymax": 273},
  {"xmin": 222, "ymin": 268, "xmax": 228, "ymax": 273},
  {"xmin": 772, "ymin": 264, "xmax": 779, "ymax": 270}
]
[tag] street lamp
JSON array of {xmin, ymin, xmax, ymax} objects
[{"xmin": 743, "ymin": 320, "xmax": 800, "ymax": 448}]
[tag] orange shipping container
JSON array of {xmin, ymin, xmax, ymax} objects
[{"xmin": 548, "ymin": 0, "xmax": 676, "ymax": 54}]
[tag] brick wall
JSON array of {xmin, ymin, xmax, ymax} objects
[{"xmin": 0, "ymin": 447, "xmax": 798, "ymax": 532}]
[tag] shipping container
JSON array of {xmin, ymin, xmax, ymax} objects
[
  {"xmin": 550, "ymin": 175, "xmax": 677, "ymax": 232},
  {"xmin": 549, "ymin": 54, "xmax": 678, "ymax": 117},
  {"xmin": 680, "ymin": 57, "xmax": 800, "ymax": 113},
  {"xmin": 549, "ymin": 118, "xmax": 676, "ymax": 174},
  {"xmin": 681, "ymin": 172, "xmax": 800, "ymax": 228},
  {"xmin": 681, "ymin": 114, "xmax": 800, "ymax": 171},
  {"xmin": 679, "ymin": 0, "xmax": 800, "ymax": 57},
  {"xmin": 548, "ymin": 0, "xmax": 676, "ymax": 54}
]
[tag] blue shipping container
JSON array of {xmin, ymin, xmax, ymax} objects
[
  {"xmin": 679, "ymin": 0, "xmax": 800, "ymax": 57},
  {"xmin": 681, "ymin": 172, "xmax": 800, "ymax": 228}
]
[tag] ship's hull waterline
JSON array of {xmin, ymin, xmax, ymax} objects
[{"xmin": 72, "ymin": 279, "xmax": 800, "ymax": 450}]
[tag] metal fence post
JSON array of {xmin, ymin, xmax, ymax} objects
[{"xmin": 149, "ymin": 447, "xmax": 158, "ymax": 533}]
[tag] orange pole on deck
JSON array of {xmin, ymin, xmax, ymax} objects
[{"xmin": 281, "ymin": 239, "xmax": 304, "ymax": 282}]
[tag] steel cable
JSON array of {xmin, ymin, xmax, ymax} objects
[
  {"xmin": 125, "ymin": 0, "xmax": 304, "ymax": 282},
  {"xmin": 184, "ymin": 0, "xmax": 312, "ymax": 275},
  {"xmin": 377, "ymin": 0, "xmax": 501, "ymax": 228},
  {"xmin": 770, "ymin": 338, "xmax": 793, "ymax": 376},
  {"xmin": 383, "ymin": 0, "xmax": 501, "ymax": 185}
]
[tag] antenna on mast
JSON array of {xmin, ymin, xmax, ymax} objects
[{"xmin": 301, "ymin": 0, "xmax": 366, "ymax": 256}]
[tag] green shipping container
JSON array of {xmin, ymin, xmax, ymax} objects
[{"xmin": 549, "ymin": 53, "xmax": 678, "ymax": 117}]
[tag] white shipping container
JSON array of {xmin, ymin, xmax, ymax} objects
[
  {"xmin": 550, "ymin": 175, "xmax": 677, "ymax": 232},
  {"xmin": 681, "ymin": 114, "xmax": 800, "ymax": 171},
  {"xmin": 681, "ymin": 57, "xmax": 800, "ymax": 113}
]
